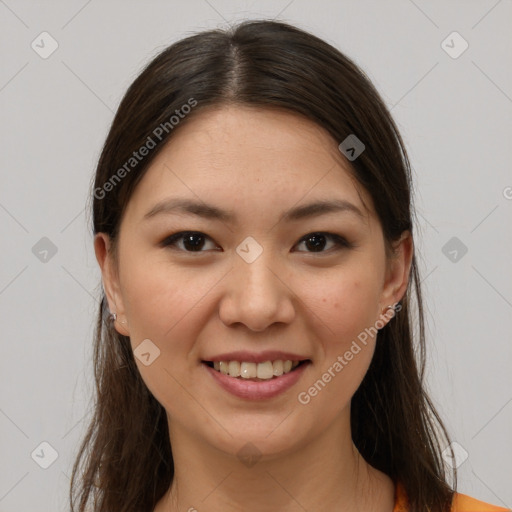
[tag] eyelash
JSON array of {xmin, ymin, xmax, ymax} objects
[{"xmin": 160, "ymin": 231, "xmax": 354, "ymax": 254}]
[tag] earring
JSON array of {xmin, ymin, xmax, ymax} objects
[
  {"xmin": 382, "ymin": 304, "xmax": 395, "ymax": 314},
  {"xmin": 382, "ymin": 304, "xmax": 399, "ymax": 321},
  {"xmin": 109, "ymin": 312, "xmax": 117, "ymax": 322}
]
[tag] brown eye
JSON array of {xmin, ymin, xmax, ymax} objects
[
  {"xmin": 181, "ymin": 233, "xmax": 206, "ymax": 251},
  {"xmin": 294, "ymin": 232, "xmax": 352, "ymax": 253},
  {"xmin": 303, "ymin": 233, "xmax": 328, "ymax": 252},
  {"xmin": 161, "ymin": 231, "xmax": 220, "ymax": 252}
]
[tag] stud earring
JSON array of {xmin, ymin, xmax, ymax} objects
[{"xmin": 382, "ymin": 304, "xmax": 395, "ymax": 314}]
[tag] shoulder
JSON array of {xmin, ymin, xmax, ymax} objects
[
  {"xmin": 393, "ymin": 482, "xmax": 510, "ymax": 512},
  {"xmin": 452, "ymin": 492, "xmax": 510, "ymax": 512}
]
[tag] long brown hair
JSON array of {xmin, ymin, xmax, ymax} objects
[{"xmin": 71, "ymin": 19, "xmax": 457, "ymax": 511}]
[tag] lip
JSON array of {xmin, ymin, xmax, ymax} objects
[
  {"xmin": 202, "ymin": 360, "xmax": 310, "ymax": 400},
  {"xmin": 203, "ymin": 350, "xmax": 309, "ymax": 364}
]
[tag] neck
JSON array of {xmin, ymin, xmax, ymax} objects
[{"xmin": 154, "ymin": 410, "xmax": 395, "ymax": 512}]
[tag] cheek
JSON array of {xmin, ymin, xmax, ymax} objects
[
  {"xmin": 120, "ymin": 251, "xmax": 217, "ymax": 345},
  {"xmin": 120, "ymin": 263, "xmax": 218, "ymax": 418},
  {"xmin": 294, "ymin": 264, "xmax": 383, "ymax": 410},
  {"xmin": 305, "ymin": 265, "xmax": 383, "ymax": 344}
]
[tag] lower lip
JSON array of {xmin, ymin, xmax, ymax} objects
[{"xmin": 203, "ymin": 362, "xmax": 309, "ymax": 400}]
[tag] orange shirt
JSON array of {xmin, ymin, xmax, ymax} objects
[{"xmin": 393, "ymin": 482, "xmax": 510, "ymax": 511}]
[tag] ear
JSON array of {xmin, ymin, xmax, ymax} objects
[
  {"xmin": 94, "ymin": 233, "xmax": 130, "ymax": 336},
  {"xmin": 378, "ymin": 231, "xmax": 413, "ymax": 323}
]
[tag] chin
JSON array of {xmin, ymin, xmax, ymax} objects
[{"xmin": 202, "ymin": 414, "xmax": 314, "ymax": 461}]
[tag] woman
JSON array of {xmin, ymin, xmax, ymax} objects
[{"xmin": 70, "ymin": 20, "xmax": 509, "ymax": 512}]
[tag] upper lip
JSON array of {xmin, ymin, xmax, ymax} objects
[{"xmin": 203, "ymin": 350, "xmax": 310, "ymax": 363}]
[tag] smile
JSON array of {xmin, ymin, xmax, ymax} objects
[
  {"xmin": 202, "ymin": 359, "xmax": 311, "ymax": 400},
  {"xmin": 206, "ymin": 359, "xmax": 303, "ymax": 380}
]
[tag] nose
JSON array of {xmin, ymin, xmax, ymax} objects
[{"xmin": 218, "ymin": 254, "xmax": 296, "ymax": 332}]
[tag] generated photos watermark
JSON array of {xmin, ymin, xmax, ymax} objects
[
  {"xmin": 297, "ymin": 303, "xmax": 401, "ymax": 405},
  {"xmin": 94, "ymin": 97, "xmax": 197, "ymax": 200}
]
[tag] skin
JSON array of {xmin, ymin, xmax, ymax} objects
[{"xmin": 95, "ymin": 105, "xmax": 413, "ymax": 512}]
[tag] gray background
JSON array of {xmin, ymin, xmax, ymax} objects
[{"xmin": 1, "ymin": 1, "xmax": 511, "ymax": 510}]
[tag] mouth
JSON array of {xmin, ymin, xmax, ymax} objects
[
  {"xmin": 201, "ymin": 357, "xmax": 311, "ymax": 400},
  {"xmin": 202, "ymin": 359, "xmax": 310, "ymax": 381}
]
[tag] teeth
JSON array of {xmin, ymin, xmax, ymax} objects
[
  {"xmin": 228, "ymin": 361, "xmax": 241, "ymax": 377},
  {"xmin": 209, "ymin": 359, "xmax": 301, "ymax": 380},
  {"xmin": 256, "ymin": 361, "xmax": 273, "ymax": 379},
  {"xmin": 240, "ymin": 362, "xmax": 257, "ymax": 378},
  {"xmin": 273, "ymin": 360, "xmax": 284, "ymax": 376},
  {"xmin": 219, "ymin": 361, "xmax": 229, "ymax": 375}
]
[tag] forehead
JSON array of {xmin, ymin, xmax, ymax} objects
[
  {"xmin": 161, "ymin": 105, "xmax": 342, "ymax": 174},
  {"xmin": 124, "ymin": 105, "xmax": 374, "ymax": 222}
]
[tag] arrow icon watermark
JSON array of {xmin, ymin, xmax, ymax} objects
[
  {"xmin": 338, "ymin": 134, "xmax": 365, "ymax": 161},
  {"xmin": 133, "ymin": 339, "xmax": 161, "ymax": 366},
  {"xmin": 236, "ymin": 236, "xmax": 263, "ymax": 263}
]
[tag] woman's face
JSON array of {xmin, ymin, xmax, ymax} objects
[{"xmin": 96, "ymin": 105, "xmax": 410, "ymax": 458}]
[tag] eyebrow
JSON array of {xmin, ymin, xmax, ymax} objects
[{"xmin": 142, "ymin": 197, "xmax": 365, "ymax": 223}]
